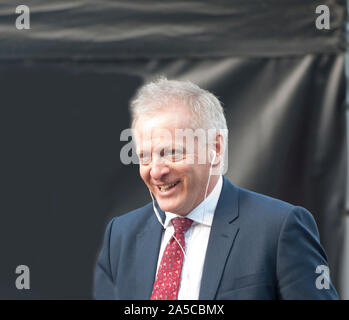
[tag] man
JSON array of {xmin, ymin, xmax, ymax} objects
[{"xmin": 94, "ymin": 78, "xmax": 338, "ymax": 300}]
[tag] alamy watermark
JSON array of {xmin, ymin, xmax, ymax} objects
[
  {"xmin": 120, "ymin": 128, "xmax": 228, "ymax": 174},
  {"xmin": 315, "ymin": 265, "xmax": 330, "ymax": 290},
  {"xmin": 12, "ymin": 4, "xmax": 330, "ymax": 31},
  {"xmin": 15, "ymin": 5, "xmax": 30, "ymax": 30},
  {"xmin": 15, "ymin": 265, "xmax": 30, "ymax": 290},
  {"xmin": 315, "ymin": 5, "xmax": 330, "ymax": 30}
]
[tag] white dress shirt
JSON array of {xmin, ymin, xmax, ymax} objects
[{"xmin": 155, "ymin": 175, "xmax": 223, "ymax": 300}]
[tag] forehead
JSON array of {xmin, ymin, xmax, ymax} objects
[{"xmin": 134, "ymin": 107, "xmax": 194, "ymax": 144}]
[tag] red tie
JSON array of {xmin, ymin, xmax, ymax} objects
[{"xmin": 151, "ymin": 217, "xmax": 193, "ymax": 300}]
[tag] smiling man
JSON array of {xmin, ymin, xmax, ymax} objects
[
  {"xmin": 134, "ymin": 104, "xmax": 223, "ymax": 216},
  {"xmin": 94, "ymin": 78, "xmax": 338, "ymax": 300}
]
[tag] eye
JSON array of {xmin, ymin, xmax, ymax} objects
[
  {"xmin": 163, "ymin": 148, "xmax": 184, "ymax": 161},
  {"xmin": 139, "ymin": 152, "xmax": 151, "ymax": 164}
]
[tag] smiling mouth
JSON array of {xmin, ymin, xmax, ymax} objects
[{"xmin": 157, "ymin": 180, "xmax": 180, "ymax": 192}]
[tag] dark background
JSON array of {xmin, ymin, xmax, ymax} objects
[{"xmin": 0, "ymin": 0, "xmax": 347, "ymax": 299}]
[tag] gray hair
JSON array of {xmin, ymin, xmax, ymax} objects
[
  {"xmin": 130, "ymin": 77, "xmax": 227, "ymax": 131},
  {"xmin": 129, "ymin": 77, "xmax": 228, "ymax": 171}
]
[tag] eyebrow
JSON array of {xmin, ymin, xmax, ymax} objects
[{"xmin": 139, "ymin": 145, "xmax": 187, "ymax": 155}]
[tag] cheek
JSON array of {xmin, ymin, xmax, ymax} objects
[
  {"xmin": 180, "ymin": 165, "xmax": 198, "ymax": 187},
  {"xmin": 190, "ymin": 165, "xmax": 208, "ymax": 185},
  {"xmin": 139, "ymin": 166, "xmax": 149, "ymax": 183}
]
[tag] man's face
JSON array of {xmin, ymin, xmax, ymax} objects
[{"xmin": 135, "ymin": 105, "xmax": 218, "ymax": 216}]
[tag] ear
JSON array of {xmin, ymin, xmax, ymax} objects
[
  {"xmin": 210, "ymin": 132, "xmax": 225, "ymax": 176},
  {"xmin": 212, "ymin": 133, "xmax": 224, "ymax": 162}
]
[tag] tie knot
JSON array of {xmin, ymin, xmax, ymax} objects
[{"xmin": 171, "ymin": 217, "xmax": 193, "ymax": 234}]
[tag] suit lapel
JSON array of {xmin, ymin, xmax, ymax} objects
[
  {"xmin": 134, "ymin": 178, "xmax": 240, "ymax": 300},
  {"xmin": 199, "ymin": 177, "xmax": 240, "ymax": 299},
  {"xmin": 135, "ymin": 203, "xmax": 164, "ymax": 299}
]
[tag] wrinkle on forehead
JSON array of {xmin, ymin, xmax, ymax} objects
[{"xmin": 134, "ymin": 106, "xmax": 195, "ymax": 150}]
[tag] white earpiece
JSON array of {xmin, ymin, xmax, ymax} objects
[
  {"xmin": 149, "ymin": 147, "xmax": 218, "ymax": 299},
  {"xmin": 210, "ymin": 150, "xmax": 216, "ymax": 166}
]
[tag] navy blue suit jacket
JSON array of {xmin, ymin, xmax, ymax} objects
[{"xmin": 94, "ymin": 176, "xmax": 338, "ymax": 299}]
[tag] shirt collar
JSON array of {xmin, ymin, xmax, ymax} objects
[{"xmin": 163, "ymin": 175, "xmax": 223, "ymax": 228}]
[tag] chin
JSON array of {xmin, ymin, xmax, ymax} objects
[
  {"xmin": 157, "ymin": 199, "xmax": 181, "ymax": 214},
  {"xmin": 157, "ymin": 201, "xmax": 175, "ymax": 213},
  {"xmin": 160, "ymin": 202, "xmax": 191, "ymax": 216}
]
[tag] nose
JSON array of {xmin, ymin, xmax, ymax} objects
[{"xmin": 150, "ymin": 158, "xmax": 170, "ymax": 180}]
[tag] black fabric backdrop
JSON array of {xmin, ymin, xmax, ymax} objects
[{"xmin": 0, "ymin": 0, "xmax": 346, "ymax": 299}]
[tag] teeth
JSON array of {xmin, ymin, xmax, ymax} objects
[{"xmin": 159, "ymin": 182, "xmax": 178, "ymax": 191}]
